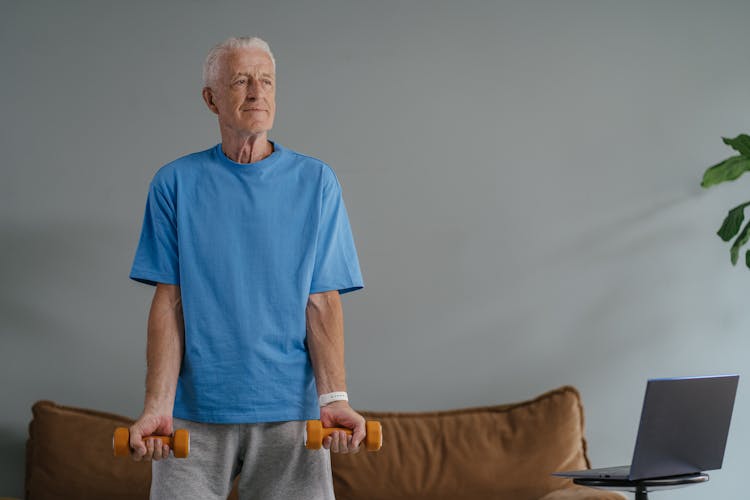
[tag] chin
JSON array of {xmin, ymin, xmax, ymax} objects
[{"xmin": 235, "ymin": 126, "xmax": 269, "ymax": 135}]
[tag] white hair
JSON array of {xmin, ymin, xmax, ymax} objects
[{"xmin": 202, "ymin": 36, "xmax": 276, "ymax": 88}]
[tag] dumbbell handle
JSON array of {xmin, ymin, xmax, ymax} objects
[
  {"xmin": 319, "ymin": 427, "xmax": 353, "ymax": 438},
  {"xmin": 138, "ymin": 435, "xmax": 174, "ymax": 446}
]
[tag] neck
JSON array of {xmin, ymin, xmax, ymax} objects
[{"xmin": 220, "ymin": 130, "xmax": 273, "ymax": 164}]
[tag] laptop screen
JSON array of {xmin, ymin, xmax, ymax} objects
[{"xmin": 630, "ymin": 375, "xmax": 739, "ymax": 480}]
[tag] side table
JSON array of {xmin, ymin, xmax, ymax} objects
[{"xmin": 573, "ymin": 472, "xmax": 709, "ymax": 500}]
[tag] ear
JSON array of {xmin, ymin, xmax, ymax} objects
[{"xmin": 202, "ymin": 87, "xmax": 219, "ymax": 115}]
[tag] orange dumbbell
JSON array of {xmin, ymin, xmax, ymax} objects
[
  {"xmin": 112, "ymin": 427, "xmax": 190, "ymax": 458},
  {"xmin": 304, "ymin": 420, "xmax": 383, "ymax": 451}
]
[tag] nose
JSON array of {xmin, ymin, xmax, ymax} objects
[{"xmin": 245, "ymin": 79, "xmax": 262, "ymax": 101}]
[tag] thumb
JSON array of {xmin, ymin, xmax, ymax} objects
[
  {"xmin": 352, "ymin": 419, "xmax": 367, "ymax": 448},
  {"xmin": 131, "ymin": 417, "xmax": 158, "ymax": 453},
  {"xmin": 129, "ymin": 423, "xmax": 147, "ymax": 454}
]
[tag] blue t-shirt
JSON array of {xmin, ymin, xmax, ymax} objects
[{"xmin": 129, "ymin": 140, "xmax": 364, "ymax": 423}]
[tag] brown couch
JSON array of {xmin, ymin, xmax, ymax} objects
[{"xmin": 22, "ymin": 386, "xmax": 624, "ymax": 499}]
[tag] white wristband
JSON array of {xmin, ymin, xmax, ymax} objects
[{"xmin": 319, "ymin": 391, "xmax": 348, "ymax": 407}]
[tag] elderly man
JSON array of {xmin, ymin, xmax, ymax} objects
[{"xmin": 127, "ymin": 36, "xmax": 365, "ymax": 499}]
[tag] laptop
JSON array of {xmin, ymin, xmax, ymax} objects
[{"xmin": 553, "ymin": 374, "xmax": 739, "ymax": 481}]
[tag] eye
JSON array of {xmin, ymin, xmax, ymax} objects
[
  {"xmin": 235, "ymin": 79, "xmax": 246, "ymax": 85},
  {"xmin": 263, "ymin": 80, "xmax": 272, "ymax": 86}
]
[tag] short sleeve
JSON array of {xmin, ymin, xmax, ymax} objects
[
  {"xmin": 309, "ymin": 168, "xmax": 364, "ymax": 295},
  {"xmin": 129, "ymin": 180, "xmax": 180, "ymax": 286}
]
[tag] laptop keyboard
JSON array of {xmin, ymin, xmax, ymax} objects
[{"xmin": 589, "ymin": 465, "xmax": 631, "ymax": 477}]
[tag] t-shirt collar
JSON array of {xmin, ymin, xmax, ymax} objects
[{"xmin": 215, "ymin": 140, "xmax": 283, "ymax": 170}]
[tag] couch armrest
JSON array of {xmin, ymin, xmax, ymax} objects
[{"xmin": 538, "ymin": 485, "xmax": 627, "ymax": 500}]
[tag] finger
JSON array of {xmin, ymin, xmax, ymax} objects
[
  {"xmin": 322, "ymin": 435, "xmax": 332, "ymax": 450},
  {"xmin": 145, "ymin": 438, "xmax": 154, "ymax": 461},
  {"xmin": 341, "ymin": 432, "xmax": 352, "ymax": 453},
  {"xmin": 331, "ymin": 431, "xmax": 340, "ymax": 453},
  {"xmin": 330, "ymin": 432, "xmax": 338, "ymax": 453},
  {"xmin": 349, "ymin": 434, "xmax": 361, "ymax": 453},
  {"xmin": 156, "ymin": 442, "xmax": 169, "ymax": 460},
  {"xmin": 153, "ymin": 439, "xmax": 164, "ymax": 460},
  {"xmin": 338, "ymin": 432, "xmax": 349, "ymax": 454},
  {"xmin": 132, "ymin": 442, "xmax": 145, "ymax": 461},
  {"xmin": 130, "ymin": 443, "xmax": 143, "ymax": 461},
  {"xmin": 341, "ymin": 432, "xmax": 351, "ymax": 453}
]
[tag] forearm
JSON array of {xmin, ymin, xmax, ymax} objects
[
  {"xmin": 306, "ymin": 290, "xmax": 347, "ymax": 395},
  {"xmin": 144, "ymin": 284, "xmax": 185, "ymax": 414}
]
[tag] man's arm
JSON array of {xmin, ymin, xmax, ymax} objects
[
  {"xmin": 130, "ymin": 282, "xmax": 185, "ymax": 461},
  {"xmin": 145, "ymin": 283, "xmax": 185, "ymax": 413},
  {"xmin": 306, "ymin": 290, "xmax": 365, "ymax": 453},
  {"xmin": 306, "ymin": 290, "xmax": 347, "ymax": 394}
]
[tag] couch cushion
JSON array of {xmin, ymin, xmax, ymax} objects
[
  {"xmin": 26, "ymin": 400, "xmax": 151, "ymax": 499},
  {"xmin": 331, "ymin": 386, "xmax": 592, "ymax": 500}
]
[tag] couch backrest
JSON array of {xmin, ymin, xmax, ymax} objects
[
  {"xmin": 25, "ymin": 386, "xmax": 591, "ymax": 500},
  {"xmin": 26, "ymin": 400, "xmax": 151, "ymax": 499},
  {"xmin": 330, "ymin": 386, "xmax": 591, "ymax": 500}
]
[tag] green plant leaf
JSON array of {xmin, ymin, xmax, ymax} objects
[
  {"xmin": 701, "ymin": 155, "xmax": 750, "ymax": 188},
  {"xmin": 746, "ymin": 250, "xmax": 750, "ymax": 269},
  {"xmin": 723, "ymin": 134, "xmax": 750, "ymax": 158},
  {"xmin": 717, "ymin": 201, "xmax": 750, "ymax": 241},
  {"xmin": 730, "ymin": 219, "xmax": 750, "ymax": 265}
]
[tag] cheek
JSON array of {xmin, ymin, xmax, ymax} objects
[{"xmin": 217, "ymin": 97, "xmax": 236, "ymax": 114}]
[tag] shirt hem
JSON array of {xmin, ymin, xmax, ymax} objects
[
  {"xmin": 172, "ymin": 408, "xmax": 321, "ymax": 424},
  {"xmin": 310, "ymin": 282, "xmax": 364, "ymax": 295},
  {"xmin": 129, "ymin": 268, "xmax": 180, "ymax": 286}
]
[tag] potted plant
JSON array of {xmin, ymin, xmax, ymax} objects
[{"xmin": 701, "ymin": 134, "xmax": 750, "ymax": 268}]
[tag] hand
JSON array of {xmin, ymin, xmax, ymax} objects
[
  {"xmin": 129, "ymin": 411, "xmax": 174, "ymax": 462},
  {"xmin": 319, "ymin": 401, "xmax": 366, "ymax": 454}
]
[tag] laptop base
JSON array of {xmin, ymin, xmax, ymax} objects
[{"xmin": 552, "ymin": 464, "xmax": 631, "ymax": 480}]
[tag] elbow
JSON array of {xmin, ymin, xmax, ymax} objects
[{"xmin": 307, "ymin": 290, "xmax": 339, "ymax": 309}]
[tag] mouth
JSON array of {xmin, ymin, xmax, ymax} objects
[{"xmin": 244, "ymin": 109, "xmax": 267, "ymax": 112}]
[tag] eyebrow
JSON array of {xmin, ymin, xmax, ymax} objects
[{"xmin": 233, "ymin": 72, "xmax": 274, "ymax": 79}]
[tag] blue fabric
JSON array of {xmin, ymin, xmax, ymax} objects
[{"xmin": 129, "ymin": 140, "xmax": 364, "ymax": 423}]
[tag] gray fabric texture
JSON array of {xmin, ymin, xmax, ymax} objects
[{"xmin": 150, "ymin": 417, "xmax": 335, "ymax": 500}]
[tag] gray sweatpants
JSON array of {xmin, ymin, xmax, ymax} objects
[{"xmin": 150, "ymin": 417, "xmax": 336, "ymax": 500}]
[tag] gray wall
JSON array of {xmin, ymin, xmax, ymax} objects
[{"xmin": 2, "ymin": 0, "xmax": 749, "ymax": 497}]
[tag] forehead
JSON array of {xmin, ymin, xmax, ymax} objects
[{"xmin": 220, "ymin": 48, "xmax": 275, "ymax": 78}]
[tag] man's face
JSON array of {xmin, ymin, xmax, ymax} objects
[{"xmin": 206, "ymin": 47, "xmax": 276, "ymax": 135}]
